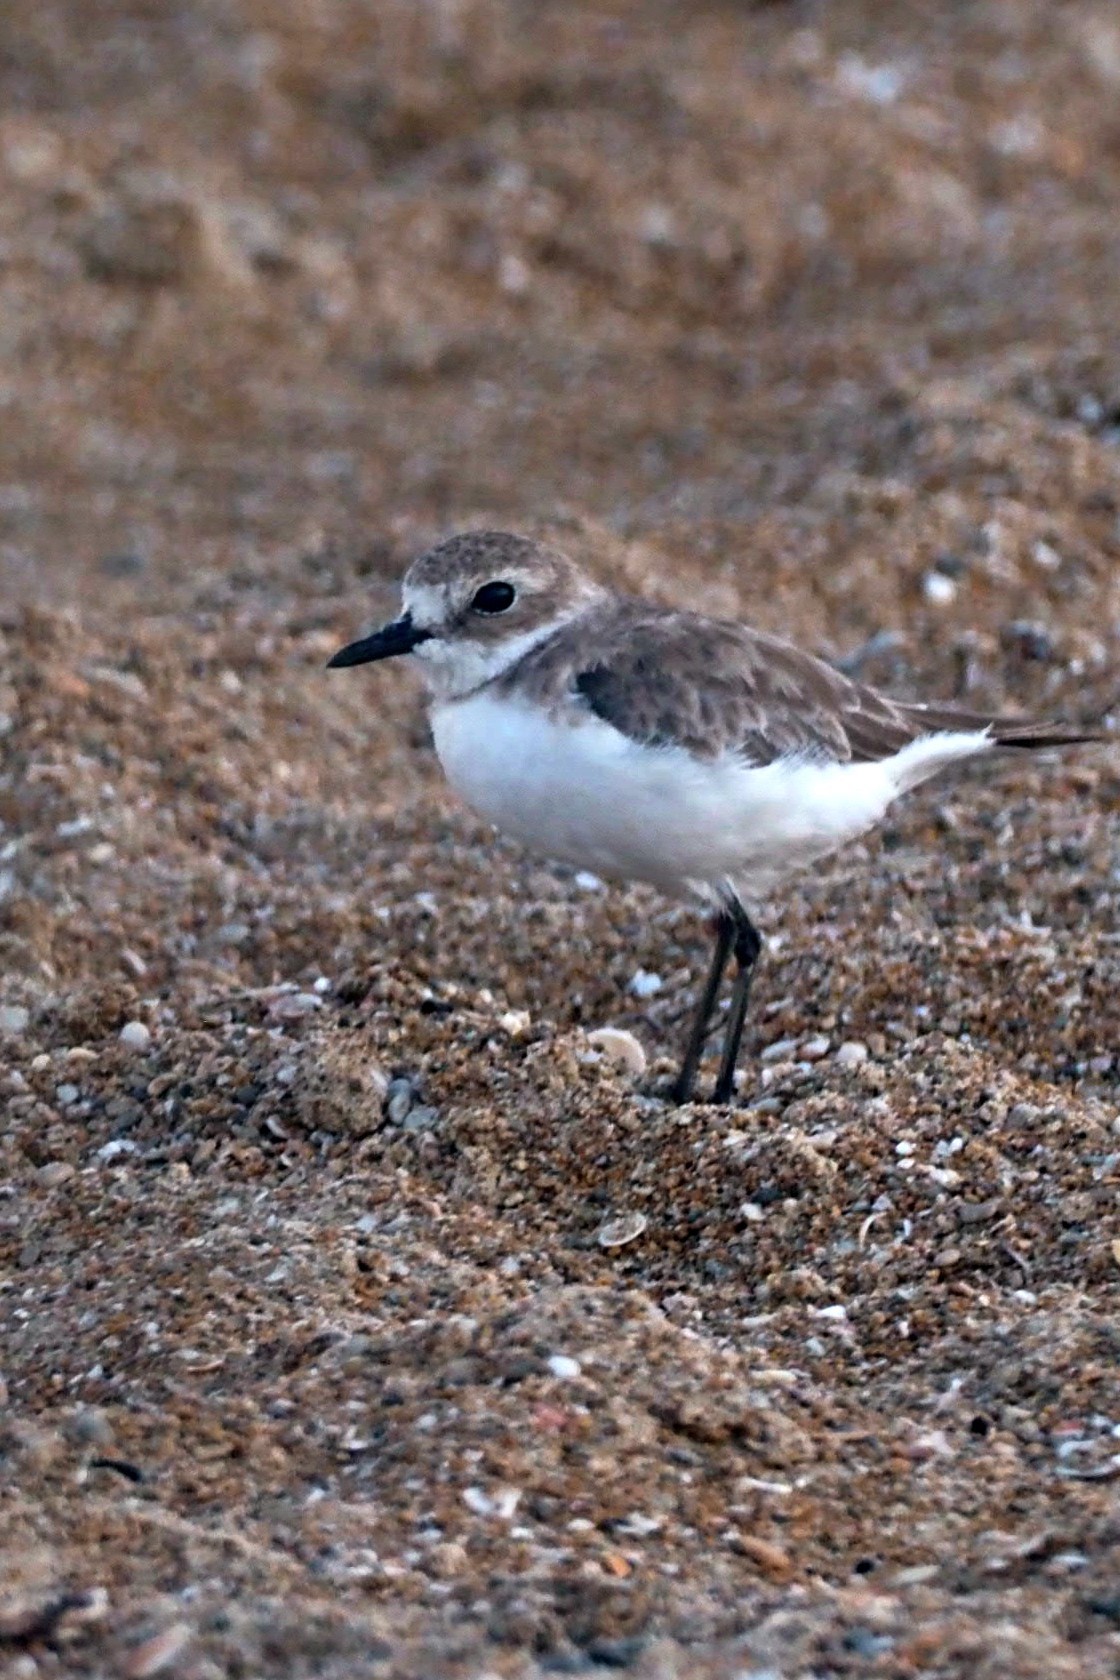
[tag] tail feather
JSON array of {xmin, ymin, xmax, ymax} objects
[
  {"xmin": 896, "ymin": 701, "xmax": 1104, "ymax": 752},
  {"xmin": 988, "ymin": 719, "xmax": 1105, "ymax": 750}
]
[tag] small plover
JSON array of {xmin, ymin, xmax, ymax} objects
[{"xmin": 329, "ymin": 530, "xmax": 1098, "ymax": 1103}]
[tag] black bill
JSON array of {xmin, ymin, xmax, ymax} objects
[{"xmin": 327, "ymin": 613, "xmax": 431, "ymax": 668}]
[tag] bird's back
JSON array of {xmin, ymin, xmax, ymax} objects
[{"xmin": 495, "ymin": 597, "xmax": 1097, "ymax": 768}]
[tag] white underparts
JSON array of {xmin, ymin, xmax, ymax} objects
[{"xmin": 430, "ymin": 693, "xmax": 994, "ymax": 905}]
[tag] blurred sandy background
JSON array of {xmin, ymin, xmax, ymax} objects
[{"xmin": 2, "ymin": 3, "xmax": 1120, "ymax": 1677}]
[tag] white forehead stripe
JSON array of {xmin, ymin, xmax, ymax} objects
[{"xmin": 401, "ymin": 581, "xmax": 448, "ymax": 629}]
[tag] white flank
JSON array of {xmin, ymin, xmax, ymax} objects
[
  {"xmin": 887, "ymin": 728, "xmax": 994, "ymax": 793},
  {"xmin": 431, "ymin": 694, "xmax": 994, "ymax": 904}
]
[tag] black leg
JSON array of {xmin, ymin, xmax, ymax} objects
[
  {"xmin": 712, "ymin": 905, "xmax": 762, "ymax": 1105},
  {"xmin": 671, "ymin": 911, "xmax": 736, "ymax": 1104}
]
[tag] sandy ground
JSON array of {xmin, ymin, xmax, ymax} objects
[{"xmin": 3, "ymin": 2, "xmax": 1120, "ymax": 1675}]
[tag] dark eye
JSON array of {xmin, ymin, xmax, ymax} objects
[{"xmin": 470, "ymin": 580, "xmax": 516, "ymax": 615}]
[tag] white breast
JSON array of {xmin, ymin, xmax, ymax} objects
[{"xmin": 429, "ymin": 692, "xmax": 991, "ymax": 906}]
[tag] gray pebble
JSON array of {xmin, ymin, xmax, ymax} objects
[
  {"xmin": 385, "ymin": 1078, "xmax": 415, "ymax": 1125},
  {"xmin": 836, "ymin": 1040, "xmax": 869, "ymax": 1067},
  {"xmin": 761, "ymin": 1037, "xmax": 798, "ymax": 1063},
  {"xmin": 118, "ymin": 1020, "xmax": 151, "ymax": 1052}
]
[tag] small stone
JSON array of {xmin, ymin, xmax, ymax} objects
[
  {"xmin": 122, "ymin": 1622, "xmax": 193, "ymax": 1678},
  {"xmin": 68, "ymin": 1406, "xmax": 114, "ymax": 1445},
  {"xmin": 498, "ymin": 1009, "xmax": 532, "ymax": 1037},
  {"xmin": 462, "ymin": 1484, "xmax": 521, "ymax": 1519},
  {"xmin": 585, "ymin": 1027, "xmax": 647, "ymax": 1078},
  {"xmin": 385, "ymin": 1078, "xmax": 415, "ymax": 1125},
  {"xmin": 97, "ymin": 1138, "xmax": 138, "ymax": 1161},
  {"xmin": 216, "ymin": 922, "xmax": 251, "ymax": 946},
  {"xmin": 55, "ymin": 1082, "xmax": 81, "ymax": 1107},
  {"xmin": 430, "ymin": 1541, "xmax": 468, "ymax": 1578},
  {"xmin": 733, "ymin": 1534, "xmax": 793, "ymax": 1577},
  {"xmin": 761, "ymin": 1037, "xmax": 798, "ymax": 1063},
  {"xmin": 890, "ymin": 1563, "xmax": 940, "ymax": 1588},
  {"xmin": 799, "ymin": 1034, "xmax": 830, "ymax": 1061},
  {"xmin": 118, "ymin": 1020, "xmax": 151, "ymax": 1052},
  {"xmin": 597, "ymin": 1211, "xmax": 648, "ymax": 1249},
  {"xmin": 36, "ymin": 1161, "xmax": 75, "ymax": 1188},
  {"xmin": 401, "ymin": 1105, "xmax": 438, "ymax": 1132},
  {"xmin": 0, "ymin": 1005, "xmax": 30, "ymax": 1034},
  {"xmin": 267, "ymin": 990, "xmax": 321, "ymax": 1020},
  {"xmin": 498, "ymin": 252, "xmax": 530, "ymax": 294},
  {"xmin": 546, "ymin": 1354, "xmax": 582, "ymax": 1380},
  {"xmin": 923, "ymin": 570, "xmax": 957, "ymax": 605},
  {"xmin": 629, "ymin": 969, "xmax": 662, "ymax": 998},
  {"xmin": 836, "ymin": 1040, "xmax": 869, "ymax": 1066}
]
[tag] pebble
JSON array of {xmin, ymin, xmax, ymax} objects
[
  {"xmin": 385, "ymin": 1078, "xmax": 415, "ymax": 1125},
  {"xmin": 97, "ymin": 1138, "xmax": 138, "ymax": 1160},
  {"xmin": 0, "ymin": 1004, "xmax": 30, "ymax": 1034},
  {"xmin": 121, "ymin": 1622, "xmax": 193, "ymax": 1678},
  {"xmin": 761, "ymin": 1037, "xmax": 798, "ymax": 1063},
  {"xmin": 55, "ymin": 1082, "xmax": 81, "ymax": 1107},
  {"xmin": 401, "ymin": 1105, "xmax": 439, "ymax": 1133},
  {"xmin": 596, "ymin": 1211, "xmax": 648, "ymax": 1249},
  {"xmin": 36, "ymin": 1161, "xmax": 75, "ymax": 1188},
  {"xmin": 546, "ymin": 1354, "xmax": 582, "ymax": 1380},
  {"xmin": 498, "ymin": 1009, "xmax": 532, "ymax": 1037},
  {"xmin": 733, "ymin": 1534, "xmax": 793, "ymax": 1577},
  {"xmin": 462, "ymin": 1484, "xmax": 521, "ymax": 1518},
  {"xmin": 68, "ymin": 1406, "xmax": 114, "ymax": 1445},
  {"xmin": 430, "ymin": 1540, "xmax": 468, "ymax": 1578},
  {"xmin": 118, "ymin": 1020, "xmax": 152, "ymax": 1052},
  {"xmin": 890, "ymin": 1563, "xmax": 940, "ymax": 1588},
  {"xmin": 585, "ymin": 1026, "xmax": 648, "ymax": 1078},
  {"xmin": 835, "ymin": 1040, "xmax": 869, "ymax": 1066},
  {"xmin": 799, "ymin": 1034, "xmax": 831, "ymax": 1061},
  {"xmin": 269, "ymin": 990, "xmax": 322, "ymax": 1020},
  {"xmin": 629, "ymin": 969, "xmax": 662, "ymax": 998},
  {"xmin": 923, "ymin": 570, "xmax": 958, "ymax": 604}
]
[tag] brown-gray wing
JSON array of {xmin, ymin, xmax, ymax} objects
[
  {"xmin": 554, "ymin": 608, "xmax": 922, "ymax": 765},
  {"xmin": 500, "ymin": 603, "xmax": 1099, "ymax": 764}
]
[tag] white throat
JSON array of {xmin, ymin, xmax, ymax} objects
[{"xmin": 409, "ymin": 605, "xmax": 589, "ymax": 702}]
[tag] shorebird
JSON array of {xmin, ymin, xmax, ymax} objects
[{"xmin": 329, "ymin": 531, "xmax": 1097, "ymax": 1103}]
